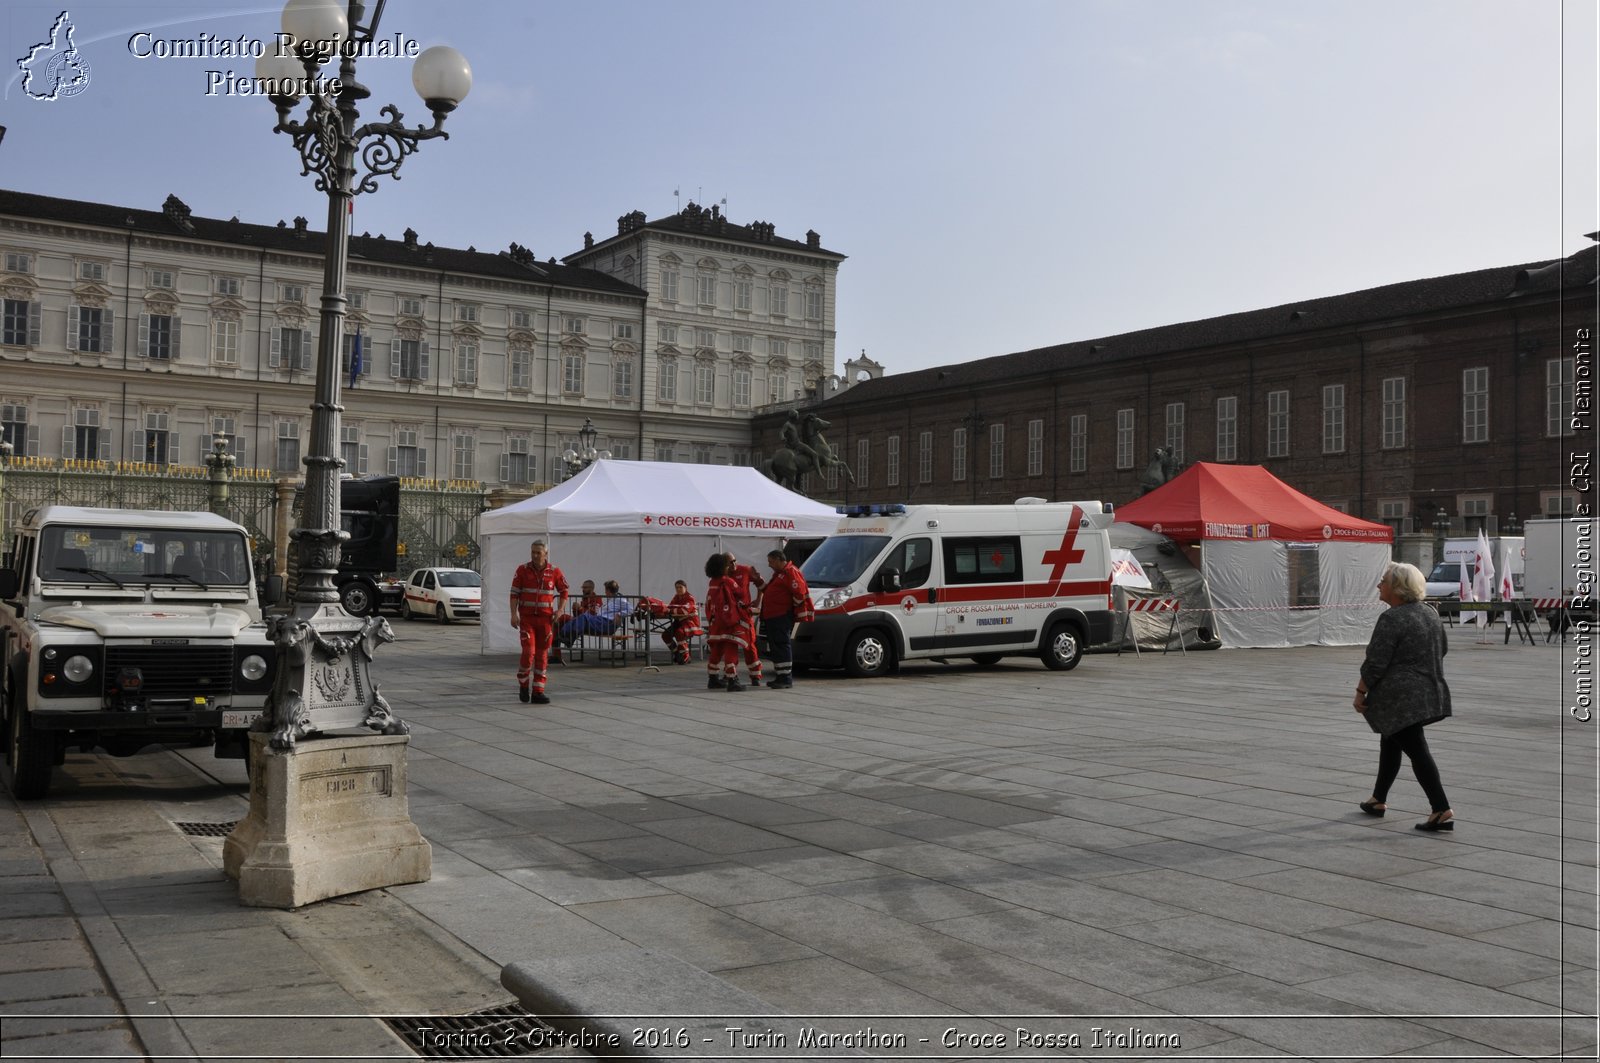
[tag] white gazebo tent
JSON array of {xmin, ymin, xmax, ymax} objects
[{"xmin": 479, "ymin": 460, "xmax": 841, "ymax": 653}]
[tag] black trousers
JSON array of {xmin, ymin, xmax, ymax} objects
[
  {"xmin": 761, "ymin": 616, "xmax": 794, "ymax": 677},
  {"xmin": 1373, "ymin": 722, "xmax": 1450, "ymax": 813}
]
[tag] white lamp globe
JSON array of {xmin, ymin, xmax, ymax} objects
[
  {"xmin": 281, "ymin": 0, "xmax": 347, "ymax": 59},
  {"xmin": 255, "ymin": 50, "xmax": 307, "ymax": 99},
  {"xmin": 412, "ymin": 45, "xmax": 472, "ymax": 111}
]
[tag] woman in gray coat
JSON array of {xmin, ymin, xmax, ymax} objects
[{"xmin": 1354, "ymin": 562, "xmax": 1454, "ymax": 831}]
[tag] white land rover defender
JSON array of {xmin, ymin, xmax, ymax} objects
[{"xmin": 0, "ymin": 505, "xmax": 278, "ymax": 799}]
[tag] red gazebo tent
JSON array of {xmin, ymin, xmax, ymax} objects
[{"xmin": 1117, "ymin": 463, "xmax": 1391, "ymax": 646}]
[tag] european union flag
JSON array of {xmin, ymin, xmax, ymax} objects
[{"xmin": 349, "ymin": 330, "xmax": 363, "ymax": 388}]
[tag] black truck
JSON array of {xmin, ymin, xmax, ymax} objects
[{"xmin": 287, "ymin": 475, "xmax": 405, "ymax": 616}]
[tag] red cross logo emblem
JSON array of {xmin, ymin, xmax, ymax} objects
[
  {"xmin": 901, "ymin": 595, "xmax": 917, "ymax": 614},
  {"xmin": 1040, "ymin": 505, "xmax": 1086, "ymax": 593},
  {"xmin": 642, "ymin": 515, "xmax": 653, "ymax": 524}
]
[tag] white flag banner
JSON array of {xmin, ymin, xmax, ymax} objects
[
  {"xmin": 1460, "ymin": 560, "xmax": 1477, "ymax": 623},
  {"xmin": 1474, "ymin": 528, "xmax": 1496, "ymax": 603}
]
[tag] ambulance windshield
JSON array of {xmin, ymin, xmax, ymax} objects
[{"xmin": 800, "ymin": 535, "xmax": 890, "ymax": 588}]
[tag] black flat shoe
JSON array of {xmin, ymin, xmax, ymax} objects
[
  {"xmin": 1415, "ymin": 812, "xmax": 1454, "ymax": 832},
  {"xmin": 1359, "ymin": 800, "xmax": 1385, "ymax": 817}
]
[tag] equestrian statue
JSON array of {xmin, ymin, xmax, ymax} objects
[{"xmin": 764, "ymin": 410, "xmax": 855, "ymax": 494}]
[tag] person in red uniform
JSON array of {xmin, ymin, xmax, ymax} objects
[
  {"xmin": 664, "ymin": 579, "xmax": 703, "ymax": 665},
  {"xmin": 705, "ymin": 553, "xmax": 755, "ymax": 691},
  {"xmin": 759, "ymin": 548, "xmax": 812, "ymax": 688},
  {"xmin": 509, "ymin": 541, "xmax": 569, "ymax": 704},
  {"xmin": 718, "ymin": 552, "xmax": 765, "ymax": 687}
]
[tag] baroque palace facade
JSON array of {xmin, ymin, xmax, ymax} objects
[
  {"xmin": 0, "ymin": 190, "xmax": 843, "ymax": 490},
  {"xmin": 757, "ymin": 236, "xmax": 1597, "ymax": 538}
]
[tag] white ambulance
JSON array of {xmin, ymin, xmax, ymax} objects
[{"xmin": 793, "ymin": 502, "xmax": 1115, "ymax": 677}]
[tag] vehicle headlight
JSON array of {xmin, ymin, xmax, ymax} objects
[
  {"xmin": 62, "ymin": 655, "xmax": 95, "ymax": 683},
  {"xmin": 240, "ymin": 654, "xmax": 269, "ymax": 682},
  {"xmin": 817, "ymin": 586, "xmax": 854, "ymax": 611}
]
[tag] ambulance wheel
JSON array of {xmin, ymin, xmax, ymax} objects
[
  {"xmin": 1040, "ymin": 621, "xmax": 1084, "ymax": 671},
  {"xmin": 436, "ymin": 604, "xmax": 450, "ymax": 624},
  {"xmin": 843, "ymin": 630, "xmax": 893, "ymax": 678},
  {"xmin": 970, "ymin": 654, "xmax": 1003, "ymax": 667}
]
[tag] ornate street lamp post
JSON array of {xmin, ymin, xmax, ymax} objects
[
  {"xmin": 225, "ymin": 0, "xmax": 468, "ymax": 909},
  {"xmin": 1433, "ymin": 508, "xmax": 1451, "ymax": 576},
  {"xmin": 255, "ymin": 0, "xmax": 471, "ymax": 748},
  {"xmin": 561, "ymin": 418, "xmax": 610, "ymax": 479}
]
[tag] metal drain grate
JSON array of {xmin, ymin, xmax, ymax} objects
[
  {"xmin": 385, "ymin": 1004, "xmax": 576, "ymax": 1058},
  {"xmin": 174, "ymin": 820, "xmax": 238, "ymax": 837}
]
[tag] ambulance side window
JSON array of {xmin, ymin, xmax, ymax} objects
[
  {"xmin": 943, "ymin": 537, "xmax": 1022, "ymax": 585},
  {"xmin": 878, "ymin": 537, "xmax": 932, "ymax": 590}
]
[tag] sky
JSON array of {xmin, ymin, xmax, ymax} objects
[{"xmin": 2, "ymin": 0, "xmax": 1595, "ymax": 378}]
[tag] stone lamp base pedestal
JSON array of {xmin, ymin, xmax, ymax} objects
[{"xmin": 224, "ymin": 731, "xmax": 431, "ymax": 909}]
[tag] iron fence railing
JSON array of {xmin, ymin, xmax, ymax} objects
[{"xmin": 0, "ymin": 460, "xmax": 487, "ymax": 580}]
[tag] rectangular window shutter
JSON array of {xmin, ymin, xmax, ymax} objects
[
  {"xmin": 61, "ymin": 425, "xmax": 73, "ymax": 458},
  {"xmin": 358, "ymin": 443, "xmax": 368, "ymax": 474},
  {"xmin": 417, "ymin": 447, "xmax": 428, "ymax": 477},
  {"xmin": 499, "ymin": 454, "xmax": 510, "ymax": 482},
  {"xmin": 25, "ymin": 424, "xmax": 39, "ymax": 457},
  {"xmin": 138, "ymin": 313, "xmax": 150, "ymax": 356},
  {"xmin": 169, "ymin": 431, "xmax": 180, "ymax": 464},
  {"xmin": 99, "ymin": 436, "xmax": 111, "ymax": 461},
  {"xmin": 129, "ymin": 428, "xmax": 143, "ymax": 460},
  {"xmin": 103, "ymin": 308, "xmax": 113, "ymax": 351},
  {"xmin": 300, "ymin": 329, "xmax": 312, "ymax": 369},
  {"xmin": 270, "ymin": 329, "xmax": 282, "ymax": 368},
  {"xmin": 236, "ymin": 436, "xmax": 248, "ymax": 467},
  {"xmin": 67, "ymin": 306, "xmax": 79, "ymax": 351},
  {"xmin": 28, "ymin": 303, "xmax": 41, "ymax": 345},
  {"xmin": 390, "ymin": 338, "xmax": 402, "ymax": 378},
  {"xmin": 386, "ymin": 445, "xmax": 397, "ymax": 475},
  {"xmin": 170, "ymin": 318, "xmax": 181, "ymax": 360},
  {"xmin": 419, "ymin": 340, "xmax": 430, "ymax": 380}
]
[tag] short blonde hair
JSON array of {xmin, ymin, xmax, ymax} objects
[{"xmin": 1383, "ymin": 561, "xmax": 1426, "ymax": 603}]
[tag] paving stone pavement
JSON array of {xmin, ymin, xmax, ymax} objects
[{"xmin": 1, "ymin": 621, "xmax": 1595, "ymax": 1061}]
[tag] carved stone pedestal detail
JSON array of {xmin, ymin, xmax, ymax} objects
[{"xmin": 224, "ymin": 731, "xmax": 430, "ymax": 908}]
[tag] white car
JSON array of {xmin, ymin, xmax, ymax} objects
[{"xmin": 403, "ymin": 567, "xmax": 482, "ymax": 622}]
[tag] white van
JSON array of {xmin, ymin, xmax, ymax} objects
[
  {"xmin": 793, "ymin": 502, "xmax": 1115, "ymax": 677},
  {"xmin": 1424, "ymin": 536, "xmax": 1525, "ymax": 599}
]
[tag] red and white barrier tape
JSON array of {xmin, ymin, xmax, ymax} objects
[{"xmin": 1125, "ymin": 598, "xmax": 1181, "ymax": 613}]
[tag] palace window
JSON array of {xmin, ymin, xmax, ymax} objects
[
  {"xmin": 1462, "ymin": 367, "xmax": 1488, "ymax": 443},
  {"xmin": 68, "ymin": 306, "xmax": 113, "ymax": 353},
  {"xmin": 140, "ymin": 313, "xmax": 179, "ymax": 360},
  {"xmin": 455, "ymin": 342, "xmax": 478, "ymax": 387},
  {"xmin": 392, "ymin": 338, "xmax": 429, "ymax": 381},
  {"xmin": 1215, "ymin": 397, "xmax": 1237, "ymax": 461},
  {"xmin": 271, "ymin": 326, "xmax": 312, "ymax": 370},
  {"xmin": 1547, "ymin": 357, "xmax": 1574, "ymax": 437},
  {"xmin": 275, "ymin": 419, "xmax": 300, "ymax": 473},
  {"xmin": 657, "ymin": 356, "xmax": 678, "ymax": 402},
  {"xmin": 1266, "ymin": 390, "xmax": 1290, "ymax": 458},
  {"xmin": 1, "ymin": 299, "xmax": 40, "ymax": 346},
  {"xmin": 1321, "ymin": 385, "xmax": 1344, "ymax": 454},
  {"xmin": 1382, "ymin": 377, "xmax": 1406, "ymax": 448},
  {"xmin": 1163, "ymin": 402, "xmax": 1185, "ymax": 463}
]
